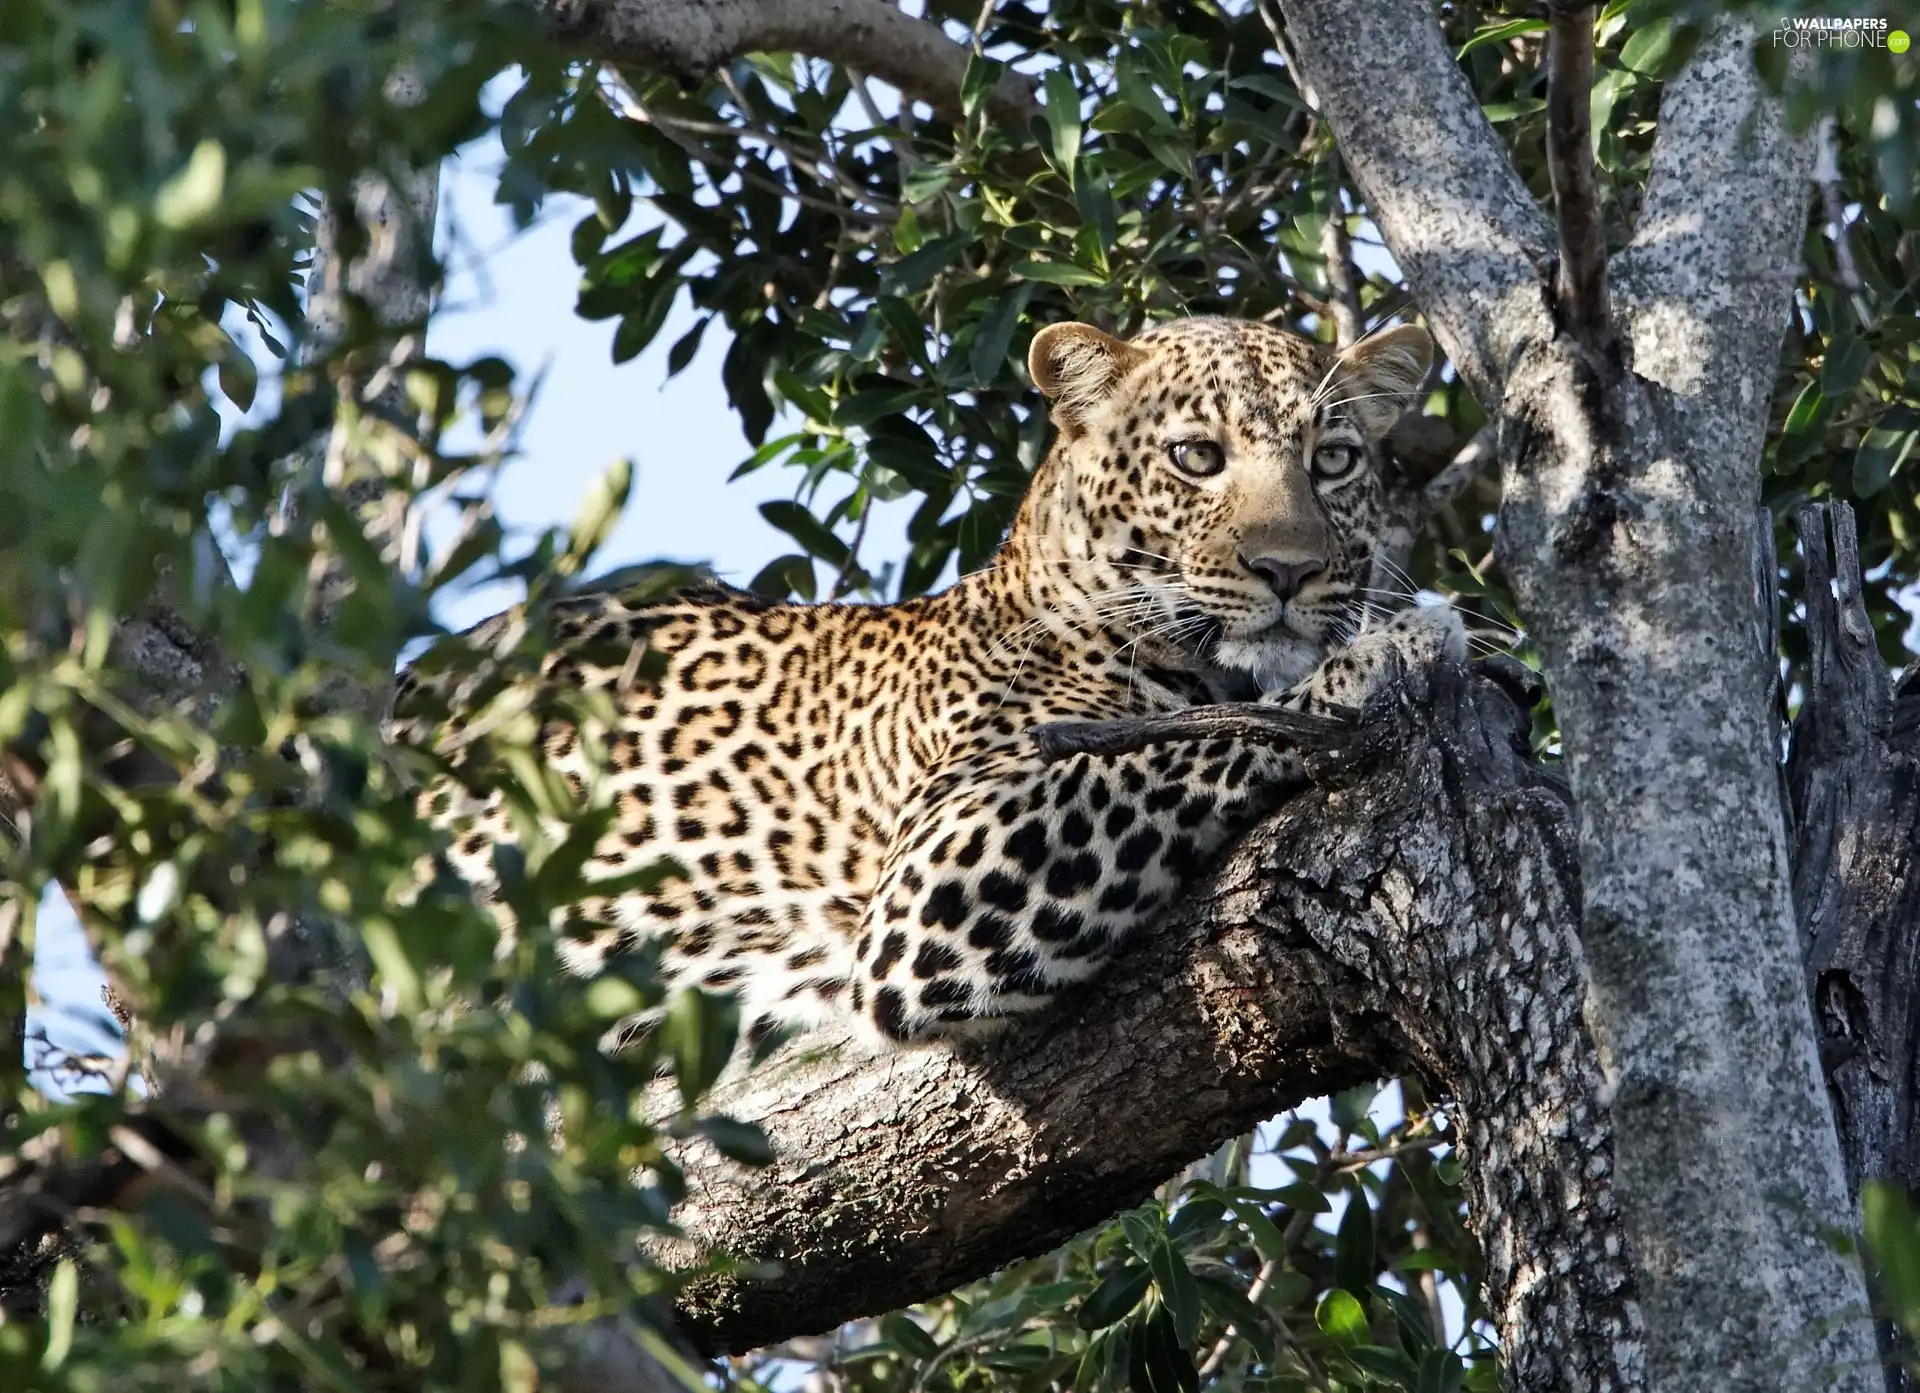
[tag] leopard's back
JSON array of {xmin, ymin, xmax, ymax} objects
[{"xmin": 399, "ymin": 580, "xmax": 1031, "ymax": 1037}]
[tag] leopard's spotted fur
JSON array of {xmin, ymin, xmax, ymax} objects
[{"xmin": 393, "ymin": 316, "xmax": 1464, "ymax": 1047}]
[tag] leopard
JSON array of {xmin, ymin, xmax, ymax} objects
[{"xmin": 391, "ymin": 315, "xmax": 1466, "ymax": 1050}]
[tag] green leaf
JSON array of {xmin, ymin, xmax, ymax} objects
[
  {"xmin": 661, "ymin": 987, "xmax": 740, "ymax": 1107},
  {"xmin": 1262, "ymin": 1270, "xmax": 1315, "ymax": 1310},
  {"xmin": 1854, "ymin": 415, "xmax": 1916, "ymax": 497},
  {"xmin": 970, "ymin": 283, "xmax": 1036, "ymax": 385},
  {"xmin": 361, "ymin": 917, "xmax": 422, "ymax": 1015},
  {"xmin": 901, "ymin": 165, "xmax": 954, "ymax": 203},
  {"xmin": 1145, "ymin": 1235, "xmax": 1203, "ymax": 1348},
  {"xmin": 613, "ymin": 296, "xmax": 674, "ymax": 364},
  {"xmin": 1866, "ymin": 1181, "xmax": 1920, "ymax": 1337},
  {"xmin": 1416, "ymin": 1349, "xmax": 1467, "ymax": 1393},
  {"xmin": 585, "ymin": 975, "xmax": 648, "ymax": 1021},
  {"xmin": 1618, "ymin": 18, "xmax": 1675, "ymax": 74},
  {"xmin": 881, "ymin": 1312, "xmax": 941, "ymax": 1361},
  {"xmin": 1011, "ymin": 260, "xmax": 1109, "ymax": 287},
  {"xmin": 832, "ymin": 386, "xmax": 923, "ymax": 429},
  {"xmin": 1274, "ymin": 1118, "xmax": 1319, "ymax": 1150},
  {"xmin": 41, "ymin": 1258, "xmax": 75, "ymax": 1370},
  {"xmin": 760, "ymin": 500, "xmax": 851, "ymax": 567},
  {"xmin": 1377, "ymin": 1286, "xmax": 1440, "ymax": 1355},
  {"xmin": 1332, "ymin": 1081, "xmax": 1382, "ymax": 1132},
  {"xmin": 1457, "ymin": 18, "xmax": 1547, "ymax": 58},
  {"xmin": 666, "ymin": 316, "xmax": 710, "ymax": 379},
  {"xmin": 1080, "ymin": 1262, "xmax": 1154, "ymax": 1329},
  {"xmin": 1349, "ymin": 1346, "xmax": 1420, "ymax": 1389},
  {"xmin": 1222, "ymin": 1196, "xmax": 1289, "ymax": 1260},
  {"xmin": 749, "ymin": 553, "xmax": 816, "ymax": 601},
  {"xmin": 1269, "ymin": 1182, "xmax": 1332, "ymax": 1214},
  {"xmin": 1045, "ymin": 66, "xmax": 1084, "ymax": 176},
  {"xmin": 1589, "ymin": 69, "xmax": 1634, "ymax": 149},
  {"xmin": 566, "ymin": 458, "xmax": 633, "ymax": 573},
  {"xmin": 1335, "ymin": 1186, "xmax": 1377, "ymax": 1296},
  {"xmin": 219, "ymin": 351, "xmax": 258, "ymax": 413},
  {"xmin": 1479, "ymin": 97, "xmax": 1547, "ymax": 123},
  {"xmin": 1127, "ymin": 1308, "xmax": 1198, "ymax": 1393},
  {"xmin": 881, "ymin": 234, "xmax": 968, "ymax": 294},
  {"xmin": 1821, "ymin": 335, "xmax": 1873, "ymax": 398},
  {"xmin": 1783, "ymin": 380, "xmax": 1828, "ymax": 435},
  {"xmin": 1167, "ymin": 1194, "xmax": 1228, "ymax": 1247},
  {"xmin": 1315, "ymin": 1288, "xmax": 1369, "ymax": 1346},
  {"xmin": 154, "ymin": 139, "xmax": 227, "ymax": 228},
  {"xmin": 1226, "ymin": 73, "xmax": 1312, "ymax": 112},
  {"xmin": 1090, "ymin": 103, "xmax": 1159, "ymax": 135},
  {"xmin": 961, "ymin": 53, "xmax": 1005, "ymax": 120},
  {"xmin": 866, "ymin": 425, "xmax": 953, "ymax": 493}
]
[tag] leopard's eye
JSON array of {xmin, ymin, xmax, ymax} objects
[
  {"xmin": 1169, "ymin": 440, "xmax": 1225, "ymax": 478},
  {"xmin": 1311, "ymin": 441, "xmax": 1362, "ymax": 482}
]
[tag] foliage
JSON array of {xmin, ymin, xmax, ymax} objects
[
  {"xmin": 728, "ymin": 1085, "xmax": 1495, "ymax": 1393},
  {"xmin": 496, "ymin": 0, "xmax": 1918, "ymax": 659},
  {"xmin": 3, "ymin": 0, "xmax": 1918, "ymax": 1390},
  {"xmin": 0, "ymin": 0, "xmax": 761, "ymax": 1387}
]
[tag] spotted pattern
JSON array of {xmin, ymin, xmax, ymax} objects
[{"xmin": 392, "ymin": 316, "xmax": 1460, "ymax": 1047}]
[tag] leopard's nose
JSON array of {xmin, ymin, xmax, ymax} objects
[{"xmin": 1239, "ymin": 553, "xmax": 1326, "ymax": 602}]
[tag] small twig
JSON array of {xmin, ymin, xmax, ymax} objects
[
  {"xmin": 1255, "ymin": 0, "xmax": 1317, "ymax": 110},
  {"xmin": 1814, "ymin": 116, "xmax": 1873, "ymax": 325},
  {"xmin": 1318, "ymin": 152, "xmax": 1363, "ymax": 348},
  {"xmin": 1544, "ymin": 2, "xmax": 1609, "ymax": 355},
  {"xmin": 848, "ymin": 71, "xmax": 923, "ymax": 172},
  {"xmin": 1420, "ymin": 425, "xmax": 1496, "ymax": 519},
  {"xmin": 829, "ymin": 483, "xmax": 876, "ymax": 599},
  {"xmin": 1328, "ymin": 1133, "xmax": 1449, "ymax": 1174},
  {"xmin": 969, "ymin": 0, "xmax": 997, "ymax": 50},
  {"xmin": 1029, "ymin": 702, "xmax": 1367, "ymax": 764}
]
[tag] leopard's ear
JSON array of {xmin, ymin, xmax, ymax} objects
[
  {"xmin": 1325, "ymin": 324, "xmax": 1433, "ymax": 439},
  {"xmin": 1028, "ymin": 323, "xmax": 1146, "ymax": 426}
]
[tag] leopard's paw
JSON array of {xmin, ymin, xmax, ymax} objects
[
  {"xmin": 1377, "ymin": 603, "xmax": 1469, "ymax": 669},
  {"xmin": 1266, "ymin": 604, "xmax": 1467, "ymax": 715}
]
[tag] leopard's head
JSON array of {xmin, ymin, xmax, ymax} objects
[{"xmin": 1018, "ymin": 314, "xmax": 1432, "ymax": 690}]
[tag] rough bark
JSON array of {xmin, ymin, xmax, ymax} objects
[
  {"xmin": 1273, "ymin": 0, "xmax": 1555, "ymax": 407},
  {"xmin": 1790, "ymin": 501, "xmax": 1920, "ymax": 1390},
  {"xmin": 1280, "ymin": 6, "xmax": 1877, "ymax": 1389},
  {"xmin": 663, "ymin": 664, "xmax": 1640, "ymax": 1390},
  {"xmin": 544, "ymin": 0, "xmax": 1041, "ymax": 124}
]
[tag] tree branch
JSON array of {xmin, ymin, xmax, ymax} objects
[
  {"xmin": 1316, "ymin": 149, "xmax": 1363, "ymax": 349},
  {"xmin": 1609, "ymin": 16, "xmax": 1816, "ymax": 448},
  {"xmin": 1493, "ymin": 20, "xmax": 1873, "ymax": 1382},
  {"xmin": 1269, "ymin": 0, "xmax": 1555, "ymax": 406},
  {"xmin": 1545, "ymin": 2, "xmax": 1608, "ymax": 355},
  {"xmin": 545, "ymin": 0, "xmax": 1042, "ymax": 125},
  {"xmin": 660, "ymin": 667, "xmax": 1640, "ymax": 1391}
]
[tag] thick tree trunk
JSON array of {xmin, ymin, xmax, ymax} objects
[
  {"xmin": 1790, "ymin": 501, "xmax": 1920, "ymax": 1390},
  {"xmin": 1275, "ymin": 3, "xmax": 1877, "ymax": 1384},
  {"xmin": 661, "ymin": 663, "xmax": 1641, "ymax": 1389}
]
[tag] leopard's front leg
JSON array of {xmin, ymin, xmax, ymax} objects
[
  {"xmin": 847, "ymin": 736, "xmax": 1308, "ymax": 1044},
  {"xmin": 1266, "ymin": 604, "xmax": 1468, "ymax": 716}
]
